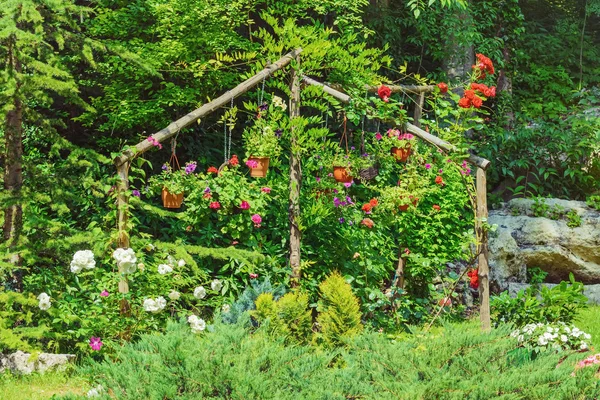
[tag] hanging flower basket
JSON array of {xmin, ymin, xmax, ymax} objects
[
  {"xmin": 333, "ymin": 166, "xmax": 353, "ymax": 183},
  {"xmin": 247, "ymin": 157, "xmax": 270, "ymax": 178},
  {"xmin": 398, "ymin": 197, "xmax": 419, "ymax": 211},
  {"xmin": 391, "ymin": 144, "xmax": 412, "ymax": 162},
  {"xmin": 162, "ymin": 188, "xmax": 184, "ymax": 209}
]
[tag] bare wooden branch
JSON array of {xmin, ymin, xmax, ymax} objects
[
  {"xmin": 301, "ymin": 76, "xmax": 490, "ymax": 170},
  {"xmin": 289, "ymin": 56, "xmax": 302, "ymax": 287},
  {"xmin": 477, "ymin": 167, "xmax": 491, "ymax": 332},
  {"xmin": 115, "ymin": 48, "xmax": 303, "ymax": 167}
]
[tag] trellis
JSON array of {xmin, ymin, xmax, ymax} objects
[{"xmin": 113, "ymin": 48, "xmax": 492, "ymax": 331}]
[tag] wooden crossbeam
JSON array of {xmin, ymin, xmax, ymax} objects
[{"xmin": 114, "ymin": 48, "xmax": 303, "ymax": 167}]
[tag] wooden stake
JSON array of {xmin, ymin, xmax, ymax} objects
[
  {"xmin": 115, "ymin": 161, "xmax": 130, "ymax": 295},
  {"xmin": 413, "ymin": 92, "xmax": 425, "ymax": 128},
  {"xmin": 477, "ymin": 167, "xmax": 491, "ymax": 332},
  {"xmin": 115, "ymin": 48, "xmax": 303, "ymax": 167},
  {"xmin": 289, "ymin": 55, "xmax": 302, "ymax": 287}
]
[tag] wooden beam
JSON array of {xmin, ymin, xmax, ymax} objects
[
  {"xmin": 413, "ymin": 92, "xmax": 425, "ymax": 128},
  {"xmin": 477, "ymin": 167, "xmax": 491, "ymax": 332},
  {"xmin": 301, "ymin": 76, "xmax": 490, "ymax": 170},
  {"xmin": 289, "ymin": 56, "xmax": 302, "ymax": 287},
  {"xmin": 115, "ymin": 48, "xmax": 303, "ymax": 167},
  {"xmin": 116, "ymin": 161, "xmax": 130, "ymax": 295},
  {"xmin": 367, "ymin": 84, "xmax": 436, "ymax": 94}
]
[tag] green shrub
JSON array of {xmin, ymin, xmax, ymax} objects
[
  {"xmin": 222, "ymin": 278, "xmax": 286, "ymax": 325},
  {"xmin": 492, "ymin": 274, "xmax": 588, "ymax": 327},
  {"xmin": 60, "ymin": 320, "xmax": 600, "ymax": 400},
  {"xmin": 0, "ymin": 291, "xmax": 52, "ymax": 352},
  {"xmin": 317, "ymin": 272, "xmax": 363, "ymax": 347},
  {"xmin": 253, "ymin": 291, "xmax": 313, "ymax": 345}
]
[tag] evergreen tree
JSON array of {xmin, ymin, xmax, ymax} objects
[{"xmin": 0, "ymin": 0, "xmax": 94, "ymax": 284}]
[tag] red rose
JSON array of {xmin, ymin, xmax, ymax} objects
[
  {"xmin": 472, "ymin": 95, "xmax": 483, "ymax": 108},
  {"xmin": 362, "ymin": 203, "xmax": 373, "ymax": 213},
  {"xmin": 229, "ymin": 155, "xmax": 239, "ymax": 166},
  {"xmin": 458, "ymin": 97, "xmax": 471, "ymax": 108},
  {"xmin": 467, "ymin": 269, "xmax": 479, "ymax": 289},
  {"xmin": 435, "ymin": 176, "xmax": 443, "ymax": 185},
  {"xmin": 484, "ymin": 86, "xmax": 496, "ymax": 98},
  {"xmin": 361, "ymin": 218, "xmax": 374, "ymax": 228},
  {"xmin": 207, "ymin": 166, "xmax": 218, "ymax": 174},
  {"xmin": 433, "ymin": 204, "xmax": 441, "ymax": 211},
  {"xmin": 369, "ymin": 198, "xmax": 379, "ymax": 207},
  {"xmin": 378, "ymin": 85, "xmax": 392, "ymax": 102},
  {"xmin": 464, "ymin": 89, "xmax": 475, "ymax": 100},
  {"xmin": 209, "ymin": 201, "xmax": 221, "ymax": 209},
  {"xmin": 437, "ymin": 82, "xmax": 448, "ymax": 93}
]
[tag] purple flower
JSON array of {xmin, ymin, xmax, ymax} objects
[
  {"xmin": 275, "ymin": 129, "xmax": 282, "ymax": 138},
  {"xmin": 333, "ymin": 189, "xmax": 339, "ymax": 194},
  {"xmin": 339, "ymin": 217, "xmax": 345, "ymax": 224},
  {"xmin": 162, "ymin": 164, "xmax": 169, "ymax": 171},
  {"xmin": 438, "ymin": 169, "xmax": 443, "ymax": 174},
  {"xmin": 328, "ymin": 173, "xmax": 333, "ymax": 177},
  {"xmin": 344, "ymin": 182, "xmax": 352, "ymax": 188},
  {"xmin": 204, "ymin": 187, "xmax": 211, "ymax": 194},
  {"xmin": 348, "ymin": 221, "xmax": 354, "ymax": 226},
  {"xmin": 100, "ymin": 290, "xmax": 109, "ymax": 297},
  {"xmin": 333, "ymin": 197, "xmax": 341, "ymax": 207},
  {"xmin": 362, "ymin": 153, "xmax": 369, "ymax": 157},
  {"xmin": 345, "ymin": 196, "xmax": 354, "ymax": 204},
  {"xmin": 375, "ymin": 132, "xmax": 382, "ymax": 140},
  {"xmin": 259, "ymin": 102, "xmax": 268, "ymax": 111},
  {"xmin": 89, "ymin": 337, "xmax": 103, "ymax": 351},
  {"xmin": 131, "ymin": 189, "xmax": 141, "ymax": 198},
  {"xmin": 316, "ymin": 177, "xmax": 321, "ymax": 183},
  {"xmin": 185, "ymin": 162, "xmax": 197, "ymax": 174},
  {"xmin": 425, "ymin": 164, "xmax": 432, "ymax": 170},
  {"xmin": 351, "ymin": 146, "xmax": 355, "ymax": 151}
]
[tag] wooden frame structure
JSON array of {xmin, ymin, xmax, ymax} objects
[{"xmin": 113, "ymin": 50, "xmax": 492, "ymax": 331}]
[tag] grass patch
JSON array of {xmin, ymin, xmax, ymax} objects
[
  {"xmin": 0, "ymin": 371, "xmax": 85, "ymax": 400},
  {"xmin": 576, "ymin": 305, "xmax": 600, "ymax": 348}
]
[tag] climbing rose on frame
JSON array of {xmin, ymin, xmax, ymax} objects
[
  {"xmin": 143, "ymin": 297, "xmax": 167, "ymax": 313},
  {"xmin": 70, "ymin": 250, "xmax": 96, "ymax": 273},
  {"xmin": 157, "ymin": 264, "xmax": 173, "ymax": 275},
  {"xmin": 211, "ymin": 279, "xmax": 222, "ymax": 292},
  {"xmin": 112, "ymin": 248, "xmax": 137, "ymax": 274},
  {"xmin": 377, "ymin": 85, "xmax": 392, "ymax": 102},
  {"xmin": 169, "ymin": 291, "xmax": 181, "ymax": 300}
]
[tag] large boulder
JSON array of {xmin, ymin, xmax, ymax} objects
[
  {"xmin": 488, "ymin": 198, "xmax": 600, "ymax": 291},
  {"xmin": 0, "ymin": 351, "xmax": 75, "ymax": 374}
]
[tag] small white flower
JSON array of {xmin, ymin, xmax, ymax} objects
[
  {"xmin": 188, "ymin": 315, "xmax": 206, "ymax": 333},
  {"xmin": 37, "ymin": 293, "xmax": 51, "ymax": 311},
  {"xmin": 560, "ymin": 335, "xmax": 568, "ymax": 342},
  {"xmin": 194, "ymin": 286, "xmax": 206, "ymax": 299},
  {"xmin": 581, "ymin": 342, "xmax": 589, "ymax": 350},
  {"xmin": 143, "ymin": 297, "xmax": 167, "ymax": 313},
  {"xmin": 113, "ymin": 248, "xmax": 137, "ymax": 274},
  {"xmin": 538, "ymin": 337, "xmax": 548, "ymax": 346},
  {"xmin": 70, "ymin": 250, "xmax": 96, "ymax": 273},
  {"xmin": 584, "ymin": 333, "xmax": 591, "ymax": 340},
  {"xmin": 211, "ymin": 279, "xmax": 222, "ymax": 292},
  {"xmin": 178, "ymin": 259, "xmax": 186, "ymax": 267},
  {"xmin": 157, "ymin": 264, "xmax": 173, "ymax": 275},
  {"xmin": 517, "ymin": 335, "xmax": 524, "ymax": 342},
  {"xmin": 222, "ymin": 304, "xmax": 231, "ymax": 313},
  {"xmin": 272, "ymin": 95, "xmax": 287, "ymax": 111},
  {"xmin": 168, "ymin": 291, "xmax": 180, "ymax": 300},
  {"xmin": 87, "ymin": 385, "xmax": 103, "ymax": 398}
]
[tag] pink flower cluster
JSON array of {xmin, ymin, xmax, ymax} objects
[
  {"xmin": 246, "ymin": 159, "xmax": 259, "ymax": 168},
  {"xmin": 577, "ymin": 354, "xmax": 600, "ymax": 369},
  {"xmin": 251, "ymin": 214, "xmax": 262, "ymax": 227},
  {"xmin": 146, "ymin": 136, "xmax": 162, "ymax": 149}
]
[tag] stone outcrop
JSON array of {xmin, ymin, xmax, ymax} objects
[
  {"xmin": 0, "ymin": 351, "xmax": 75, "ymax": 374},
  {"xmin": 488, "ymin": 198, "xmax": 600, "ymax": 291}
]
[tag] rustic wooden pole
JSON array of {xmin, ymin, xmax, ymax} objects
[
  {"xmin": 289, "ymin": 55, "xmax": 302, "ymax": 287},
  {"xmin": 476, "ymin": 167, "xmax": 491, "ymax": 331},
  {"xmin": 115, "ymin": 48, "xmax": 303, "ymax": 167},
  {"xmin": 115, "ymin": 161, "xmax": 130, "ymax": 295},
  {"xmin": 413, "ymin": 92, "xmax": 425, "ymax": 128}
]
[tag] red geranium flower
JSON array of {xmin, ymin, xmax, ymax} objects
[
  {"xmin": 437, "ymin": 82, "xmax": 448, "ymax": 93},
  {"xmin": 229, "ymin": 155, "xmax": 239, "ymax": 166},
  {"xmin": 207, "ymin": 166, "xmax": 218, "ymax": 174},
  {"xmin": 464, "ymin": 89, "xmax": 475, "ymax": 100},
  {"xmin": 362, "ymin": 203, "xmax": 373, "ymax": 213},
  {"xmin": 435, "ymin": 175, "xmax": 444, "ymax": 185},
  {"xmin": 361, "ymin": 218, "xmax": 374, "ymax": 228},
  {"xmin": 378, "ymin": 85, "xmax": 392, "ymax": 102},
  {"xmin": 472, "ymin": 95, "xmax": 483, "ymax": 108},
  {"xmin": 467, "ymin": 268, "xmax": 479, "ymax": 289},
  {"xmin": 458, "ymin": 97, "xmax": 471, "ymax": 108},
  {"xmin": 209, "ymin": 201, "xmax": 221, "ymax": 209},
  {"xmin": 484, "ymin": 86, "xmax": 496, "ymax": 98},
  {"xmin": 433, "ymin": 204, "xmax": 441, "ymax": 211},
  {"xmin": 369, "ymin": 198, "xmax": 379, "ymax": 207}
]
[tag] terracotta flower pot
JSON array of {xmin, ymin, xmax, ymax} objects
[
  {"xmin": 162, "ymin": 188, "xmax": 184, "ymax": 208},
  {"xmin": 248, "ymin": 157, "xmax": 270, "ymax": 178},
  {"xmin": 391, "ymin": 145, "xmax": 412, "ymax": 162},
  {"xmin": 398, "ymin": 198, "xmax": 419, "ymax": 211},
  {"xmin": 333, "ymin": 166, "xmax": 353, "ymax": 183}
]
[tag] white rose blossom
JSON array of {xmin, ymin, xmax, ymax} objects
[
  {"xmin": 194, "ymin": 286, "xmax": 206, "ymax": 299},
  {"xmin": 178, "ymin": 259, "xmax": 186, "ymax": 267},
  {"xmin": 70, "ymin": 250, "xmax": 96, "ymax": 273},
  {"xmin": 168, "ymin": 291, "xmax": 181, "ymax": 300},
  {"xmin": 37, "ymin": 292, "xmax": 51, "ymax": 311},
  {"xmin": 157, "ymin": 264, "xmax": 173, "ymax": 275},
  {"xmin": 211, "ymin": 279, "xmax": 222, "ymax": 292},
  {"xmin": 188, "ymin": 315, "xmax": 206, "ymax": 333},
  {"xmin": 143, "ymin": 296, "xmax": 167, "ymax": 313},
  {"xmin": 113, "ymin": 248, "xmax": 138, "ymax": 274}
]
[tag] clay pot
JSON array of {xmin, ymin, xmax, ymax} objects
[
  {"xmin": 162, "ymin": 188, "xmax": 184, "ymax": 208},
  {"xmin": 333, "ymin": 166, "xmax": 353, "ymax": 183},
  {"xmin": 248, "ymin": 157, "xmax": 270, "ymax": 178},
  {"xmin": 391, "ymin": 145, "xmax": 411, "ymax": 162}
]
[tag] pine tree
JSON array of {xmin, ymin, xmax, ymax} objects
[{"xmin": 0, "ymin": 0, "xmax": 94, "ymax": 284}]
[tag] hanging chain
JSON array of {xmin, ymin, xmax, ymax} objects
[
  {"xmin": 259, "ymin": 76, "xmax": 266, "ymax": 104},
  {"xmin": 227, "ymin": 97, "xmax": 234, "ymax": 160},
  {"xmin": 223, "ymin": 107, "xmax": 228, "ymax": 163}
]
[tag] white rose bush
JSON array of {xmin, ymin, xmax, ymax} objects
[{"xmin": 511, "ymin": 322, "xmax": 592, "ymax": 352}]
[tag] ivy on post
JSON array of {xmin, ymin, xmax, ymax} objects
[
  {"xmin": 288, "ymin": 54, "xmax": 302, "ymax": 287},
  {"xmin": 476, "ymin": 167, "xmax": 491, "ymax": 331}
]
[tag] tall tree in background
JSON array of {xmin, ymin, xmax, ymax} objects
[{"xmin": 0, "ymin": 0, "xmax": 93, "ymax": 283}]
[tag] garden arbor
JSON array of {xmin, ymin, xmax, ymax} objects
[{"xmin": 113, "ymin": 49, "xmax": 492, "ymax": 331}]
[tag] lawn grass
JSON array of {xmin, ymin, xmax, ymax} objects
[
  {"xmin": 576, "ymin": 305, "xmax": 600, "ymax": 348},
  {"xmin": 0, "ymin": 370, "xmax": 86, "ymax": 400}
]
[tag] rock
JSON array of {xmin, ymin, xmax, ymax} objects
[
  {"xmin": 508, "ymin": 282, "xmax": 600, "ymax": 304},
  {"xmin": 0, "ymin": 351, "xmax": 75, "ymax": 374},
  {"xmin": 488, "ymin": 198, "xmax": 600, "ymax": 291}
]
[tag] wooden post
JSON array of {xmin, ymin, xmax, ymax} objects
[
  {"xmin": 115, "ymin": 161, "xmax": 130, "ymax": 295},
  {"xmin": 288, "ymin": 55, "xmax": 302, "ymax": 287},
  {"xmin": 476, "ymin": 167, "xmax": 491, "ymax": 331},
  {"xmin": 413, "ymin": 92, "xmax": 425, "ymax": 128}
]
